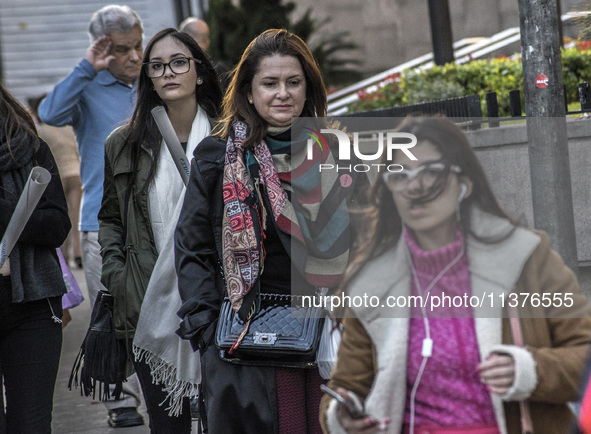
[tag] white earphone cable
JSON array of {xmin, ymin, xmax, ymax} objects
[{"xmin": 405, "ymin": 241, "xmax": 465, "ymax": 434}]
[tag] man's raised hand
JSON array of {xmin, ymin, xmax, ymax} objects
[{"xmin": 85, "ymin": 35, "xmax": 115, "ymax": 72}]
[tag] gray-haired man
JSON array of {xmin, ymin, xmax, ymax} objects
[{"xmin": 39, "ymin": 5, "xmax": 144, "ymax": 428}]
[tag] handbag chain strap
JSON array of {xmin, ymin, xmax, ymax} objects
[
  {"xmin": 507, "ymin": 304, "xmax": 534, "ymax": 434},
  {"xmin": 227, "ymin": 288, "xmax": 325, "ymax": 354},
  {"xmin": 228, "ymin": 301, "xmax": 256, "ymax": 355}
]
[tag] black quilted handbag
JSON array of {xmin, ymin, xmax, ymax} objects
[{"xmin": 215, "ymin": 293, "xmax": 324, "ymax": 368}]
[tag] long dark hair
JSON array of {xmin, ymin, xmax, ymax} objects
[
  {"xmin": 0, "ymin": 84, "xmax": 39, "ymax": 160},
  {"xmin": 125, "ymin": 28, "xmax": 222, "ymax": 194},
  {"xmin": 214, "ymin": 28, "xmax": 327, "ymax": 148},
  {"xmin": 341, "ymin": 115, "xmax": 517, "ymax": 291}
]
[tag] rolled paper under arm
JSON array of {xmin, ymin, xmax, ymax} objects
[
  {"xmin": 0, "ymin": 166, "xmax": 51, "ymax": 267},
  {"xmin": 151, "ymin": 106, "xmax": 190, "ymax": 186}
]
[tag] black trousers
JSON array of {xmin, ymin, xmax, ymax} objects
[
  {"xmin": 132, "ymin": 348, "xmax": 192, "ymax": 434},
  {"xmin": 0, "ymin": 297, "xmax": 63, "ymax": 434}
]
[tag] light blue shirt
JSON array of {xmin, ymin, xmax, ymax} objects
[{"xmin": 39, "ymin": 59, "xmax": 137, "ymax": 231}]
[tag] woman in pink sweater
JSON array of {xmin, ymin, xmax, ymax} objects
[{"xmin": 320, "ymin": 116, "xmax": 591, "ymax": 434}]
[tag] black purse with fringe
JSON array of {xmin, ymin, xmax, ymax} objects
[{"xmin": 68, "ymin": 290, "xmax": 133, "ymax": 400}]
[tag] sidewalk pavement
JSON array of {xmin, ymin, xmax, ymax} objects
[{"xmin": 51, "ymin": 267, "xmax": 200, "ymax": 433}]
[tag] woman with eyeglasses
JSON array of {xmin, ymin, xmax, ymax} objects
[
  {"xmin": 319, "ymin": 116, "xmax": 591, "ymax": 434},
  {"xmin": 98, "ymin": 28, "xmax": 222, "ymax": 433}
]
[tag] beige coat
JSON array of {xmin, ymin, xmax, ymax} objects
[{"xmin": 321, "ymin": 210, "xmax": 591, "ymax": 434}]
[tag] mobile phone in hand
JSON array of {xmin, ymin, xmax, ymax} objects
[{"xmin": 320, "ymin": 384, "xmax": 367, "ymax": 419}]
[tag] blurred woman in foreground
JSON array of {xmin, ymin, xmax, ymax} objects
[{"xmin": 320, "ymin": 115, "xmax": 591, "ymax": 434}]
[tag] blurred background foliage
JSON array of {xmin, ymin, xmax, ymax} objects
[
  {"xmin": 207, "ymin": 0, "xmax": 362, "ymax": 87},
  {"xmin": 349, "ymin": 45, "xmax": 591, "ymax": 116}
]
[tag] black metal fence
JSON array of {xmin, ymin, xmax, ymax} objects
[{"xmin": 342, "ymin": 82, "xmax": 591, "ymax": 130}]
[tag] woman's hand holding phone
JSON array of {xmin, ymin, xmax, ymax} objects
[{"xmin": 321, "ymin": 385, "xmax": 390, "ymax": 433}]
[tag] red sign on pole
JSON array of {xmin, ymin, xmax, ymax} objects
[{"xmin": 536, "ymin": 74, "xmax": 549, "ymax": 89}]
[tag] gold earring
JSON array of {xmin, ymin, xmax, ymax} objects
[
  {"xmin": 197, "ymin": 77, "xmax": 203, "ymax": 85},
  {"xmin": 248, "ymin": 98, "xmax": 253, "ymax": 104}
]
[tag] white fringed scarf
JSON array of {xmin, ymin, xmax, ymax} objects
[{"xmin": 133, "ymin": 105, "xmax": 210, "ymax": 416}]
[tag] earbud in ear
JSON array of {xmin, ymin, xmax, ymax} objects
[{"xmin": 458, "ymin": 183, "xmax": 468, "ymax": 202}]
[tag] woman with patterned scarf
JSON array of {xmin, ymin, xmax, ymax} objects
[
  {"xmin": 0, "ymin": 84, "xmax": 70, "ymax": 432},
  {"xmin": 175, "ymin": 29, "xmax": 366, "ymax": 433}
]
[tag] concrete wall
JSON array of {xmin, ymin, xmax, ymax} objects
[
  {"xmin": 466, "ymin": 119, "xmax": 591, "ymax": 263},
  {"xmin": 467, "ymin": 119, "xmax": 591, "ymax": 295}
]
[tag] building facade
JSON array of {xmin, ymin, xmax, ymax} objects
[{"xmin": 0, "ymin": 0, "xmax": 176, "ymax": 102}]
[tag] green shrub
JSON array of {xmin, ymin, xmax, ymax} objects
[
  {"xmin": 351, "ymin": 73, "xmax": 405, "ymax": 112},
  {"xmin": 348, "ymin": 47, "xmax": 591, "ymax": 116},
  {"xmin": 562, "ymin": 48, "xmax": 591, "ymax": 102},
  {"xmin": 402, "ymin": 71, "xmax": 465, "ymax": 105}
]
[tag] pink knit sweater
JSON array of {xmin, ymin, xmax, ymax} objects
[{"xmin": 403, "ymin": 229, "xmax": 497, "ymax": 427}]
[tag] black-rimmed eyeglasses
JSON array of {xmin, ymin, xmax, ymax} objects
[
  {"xmin": 382, "ymin": 162, "xmax": 462, "ymax": 192},
  {"xmin": 143, "ymin": 57, "xmax": 201, "ymax": 78}
]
